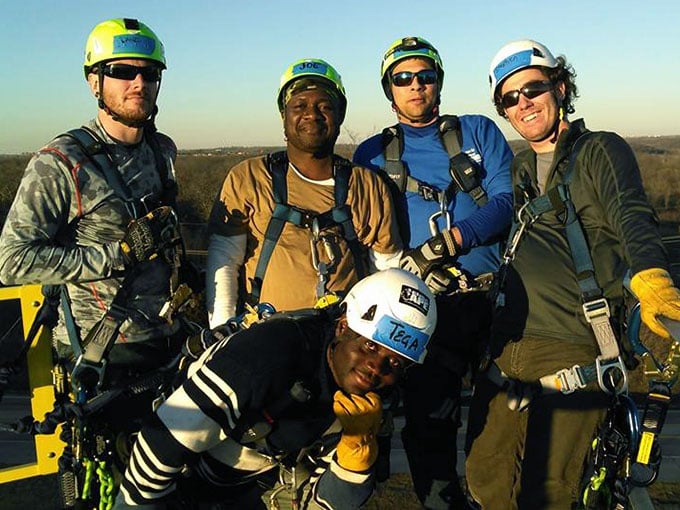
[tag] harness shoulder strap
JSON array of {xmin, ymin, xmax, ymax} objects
[
  {"xmin": 63, "ymin": 127, "xmax": 134, "ymax": 202},
  {"xmin": 250, "ymin": 152, "xmax": 293, "ymax": 304},
  {"xmin": 144, "ymin": 129, "xmax": 178, "ymax": 208},
  {"xmin": 439, "ymin": 115, "xmax": 488, "ymax": 207},
  {"xmin": 331, "ymin": 157, "xmax": 367, "ymax": 279}
]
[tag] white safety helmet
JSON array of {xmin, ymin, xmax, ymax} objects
[
  {"xmin": 342, "ymin": 269, "xmax": 437, "ymax": 364},
  {"xmin": 488, "ymin": 39, "xmax": 557, "ymax": 100}
]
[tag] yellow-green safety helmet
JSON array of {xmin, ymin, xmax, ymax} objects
[
  {"xmin": 380, "ymin": 36, "xmax": 444, "ymax": 100},
  {"xmin": 277, "ymin": 58, "xmax": 347, "ymax": 118},
  {"xmin": 83, "ymin": 18, "xmax": 166, "ymax": 78}
]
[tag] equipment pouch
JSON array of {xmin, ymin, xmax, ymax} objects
[{"xmin": 449, "ymin": 153, "xmax": 482, "ymax": 194}]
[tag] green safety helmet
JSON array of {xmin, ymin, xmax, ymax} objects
[
  {"xmin": 277, "ymin": 58, "xmax": 347, "ymax": 119},
  {"xmin": 380, "ymin": 36, "xmax": 444, "ymax": 100},
  {"xmin": 83, "ymin": 18, "xmax": 166, "ymax": 78}
]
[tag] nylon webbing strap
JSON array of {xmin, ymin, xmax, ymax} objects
[
  {"xmin": 332, "ymin": 159, "xmax": 367, "ymax": 280},
  {"xmin": 381, "ymin": 124, "xmax": 447, "ymax": 203},
  {"xmin": 250, "ymin": 153, "xmax": 365, "ymax": 303},
  {"xmin": 64, "ymin": 128, "xmax": 141, "ymax": 218}
]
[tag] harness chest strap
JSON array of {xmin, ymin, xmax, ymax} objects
[
  {"xmin": 381, "ymin": 115, "xmax": 488, "ymax": 207},
  {"xmin": 249, "ymin": 152, "xmax": 366, "ymax": 305}
]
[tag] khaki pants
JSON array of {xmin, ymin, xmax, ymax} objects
[{"xmin": 465, "ymin": 338, "xmax": 609, "ymax": 510}]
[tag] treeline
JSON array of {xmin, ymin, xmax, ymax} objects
[{"xmin": 1, "ymin": 137, "xmax": 679, "ymax": 233}]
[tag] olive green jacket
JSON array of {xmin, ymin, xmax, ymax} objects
[{"xmin": 495, "ymin": 119, "xmax": 668, "ymax": 345}]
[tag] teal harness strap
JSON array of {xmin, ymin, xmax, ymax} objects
[{"xmin": 249, "ymin": 153, "xmax": 365, "ymax": 305}]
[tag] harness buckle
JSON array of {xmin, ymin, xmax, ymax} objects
[
  {"xmin": 555, "ymin": 364, "xmax": 587, "ymax": 394},
  {"xmin": 582, "ymin": 297, "xmax": 611, "ymax": 322},
  {"xmin": 596, "ymin": 356, "xmax": 629, "ymax": 395},
  {"xmin": 71, "ymin": 355, "xmax": 107, "ymax": 393},
  {"xmin": 418, "ymin": 183, "xmax": 440, "ymax": 202}
]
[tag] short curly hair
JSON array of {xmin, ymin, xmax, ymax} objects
[{"xmin": 493, "ymin": 56, "xmax": 579, "ymax": 118}]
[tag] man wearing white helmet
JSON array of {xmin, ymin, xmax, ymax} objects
[
  {"xmin": 354, "ymin": 36, "xmax": 513, "ymax": 508},
  {"xmin": 206, "ymin": 58, "xmax": 402, "ymax": 328},
  {"xmin": 465, "ymin": 39, "xmax": 680, "ymax": 509},
  {"xmin": 115, "ymin": 268, "xmax": 437, "ymax": 509}
]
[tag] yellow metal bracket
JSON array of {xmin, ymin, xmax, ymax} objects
[{"xmin": 0, "ymin": 284, "xmax": 64, "ymax": 483}]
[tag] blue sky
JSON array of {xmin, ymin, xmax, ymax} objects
[{"xmin": 2, "ymin": 0, "xmax": 679, "ymax": 153}]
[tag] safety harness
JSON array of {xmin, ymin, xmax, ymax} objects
[
  {"xmin": 487, "ymin": 131, "xmax": 680, "ymax": 508},
  {"xmin": 382, "ymin": 115, "xmax": 487, "ymax": 236},
  {"xmin": 492, "ymin": 133, "xmax": 628, "ymax": 396},
  {"xmin": 249, "ymin": 151, "xmax": 367, "ymax": 307},
  {"xmin": 51, "ymin": 126, "xmax": 188, "ymax": 394},
  {"xmin": 0, "ymin": 126, "xmax": 202, "ymax": 510}
]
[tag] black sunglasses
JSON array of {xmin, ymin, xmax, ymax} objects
[
  {"xmin": 102, "ymin": 63, "xmax": 162, "ymax": 82},
  {"xmin": 391, "ymin": 69, "xmax": 438, "ymax": 87},
  {"xmin": 500, "ymin": 80, "xmax": 553, "ymax": 109}
]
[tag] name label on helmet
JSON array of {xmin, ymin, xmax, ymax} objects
[
  {"xmin": 293, "ymin": 61, "xmax": 328, "ymax": 76},
  {"xmin": 374, "ymin": 315, "xmax": 428, "ymax": 363},
  {"xmin": 492, "ymin": 48, "xmax": 533, "ymax": 82},
  {"xmin": 113, "ymin": 34, "xmax": 156, "ymax": 56}
]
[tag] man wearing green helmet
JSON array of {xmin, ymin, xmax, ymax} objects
[
  {"xmin": 205, "ymin": 58, "xmax": 402, "ymax": 328},
  {"xmin": 0, "ymin": 18, "xmax": 195, "ymax": 507},
  {"xmin": 354, "ymin": 36, "xmax": 513, "ymax": 508}
]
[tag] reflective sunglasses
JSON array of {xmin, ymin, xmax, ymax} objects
[
  {"xmin": 102, "ymin": 63, "xmax": 162, "ymax": 82},
  {"xmin": 391, "ymin": 69, "xmax": 438, "ymax": 87},
  {"xmin": 500, "ymin": 80, "xmax": 553, "ymax": 109}
]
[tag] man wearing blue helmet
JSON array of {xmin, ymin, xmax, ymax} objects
[
  {"xmin": 465, "ymin": 39, "xmax": 680, "ymax": 509},
  {"xmin": 354, "ymin": 36, "xmax": 513, "ymax": 508},
  {"xmin": 114, "ymin": 269, "xmax": 437, "ymax": 509}
]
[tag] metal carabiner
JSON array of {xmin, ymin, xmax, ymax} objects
[
  {"xmin": 428, "ymin": 192, "xmax": 452, "ymax": 236},
  {"xmin": 309, "ymin": 218, "xmax": 329, "ymax": 299}
]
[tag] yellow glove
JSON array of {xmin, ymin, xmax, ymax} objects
[
  {"xmin": 333, "ymin": 391, "xmax": 382, "ymax": 472},
  {"xmin": 630, "ymin": 268, "xmax": 680, "ymax": 339}
]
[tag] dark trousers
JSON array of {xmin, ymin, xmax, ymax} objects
[{"xmin": 401, "ymin": 293, "xmax": 492, "ymax": 509}]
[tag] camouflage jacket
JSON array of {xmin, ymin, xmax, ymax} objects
[{"xmin": 0, "ymin": 118, "xmax": 181, "ymax": 348}]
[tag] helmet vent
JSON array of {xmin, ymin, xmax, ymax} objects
[
  {"xmin": 361, "ymin": 305, "xmax": 377, "ymax": 321},
  {"xmin": 123, "ymin": 18, "xmax": 140, "ymax": 30}
]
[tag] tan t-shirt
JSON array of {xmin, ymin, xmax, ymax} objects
[{"xmin": 208, "ymin": 155, "xmax": 402, "ymax": 310}]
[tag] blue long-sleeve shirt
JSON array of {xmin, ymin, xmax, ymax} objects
[{"xmin": 353, "ymin": 114, "xmax": 513, "ymax": 276}]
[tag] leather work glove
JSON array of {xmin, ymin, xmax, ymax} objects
[
  {"xmin": 630, "ymin": 268, "xmax": 680, "ymax": 339},
  {"xmin": 400, "ymin": 230, "xmax": 459, "ymax": 294},
  {"xmin": 120, "ymin": 206, "xmax": 180, "ymax": 266},
  {"xmin": 333, "ymin": 391, "xmax": 382, "ymax": 472}
]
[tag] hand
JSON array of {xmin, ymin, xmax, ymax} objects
[
  {"xmin": 400, "ymin": 230, "xmax": 459, "ymax": 282},
  {"xmin": 120, "ymin": 206, "xmax": 180, "ymax": 265},
  {"xmin": 630, "ymin": 268, "xmax": 680, "ymax": 339},
  {"xmin": 333, "ymin": 391, "xmax": 382, "ymax": 472}
]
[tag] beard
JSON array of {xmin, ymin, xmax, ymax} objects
[{"xmin": 102, "ymin": 91, "xmax": 156, "ymax": 126}]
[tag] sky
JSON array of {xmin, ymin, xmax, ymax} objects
[{"xmin": 2, "ymin": 0, "xmax": 679, "ymax": 154}]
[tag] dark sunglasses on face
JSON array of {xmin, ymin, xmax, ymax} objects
[
  {"xmin": 500, "ymin": 80, "xmax": 554, "ymax": 109},
  {"xmin": 102, "ymin": 63, "xmax": 162, "ymax": 82},
  {"xmin": 391, "ymin": 69, "xmax": 438, "ymax": 87}
]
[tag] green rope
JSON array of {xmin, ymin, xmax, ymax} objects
[{"xmin": 96, "ymin": 460, "xmax": 115, "ymax": 510}]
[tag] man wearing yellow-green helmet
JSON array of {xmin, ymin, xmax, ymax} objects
[
  {"xmin": 0, "ymin": 17, "xmax": 194, "ymax": 509},
  {"xmin": 205, "ymin": 58, "xmax": 403, "ymax": 326}
]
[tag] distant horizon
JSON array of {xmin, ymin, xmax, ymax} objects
[{"xmin": 3, "ymin": 133, "xmax": 680, "ymax": 157}]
